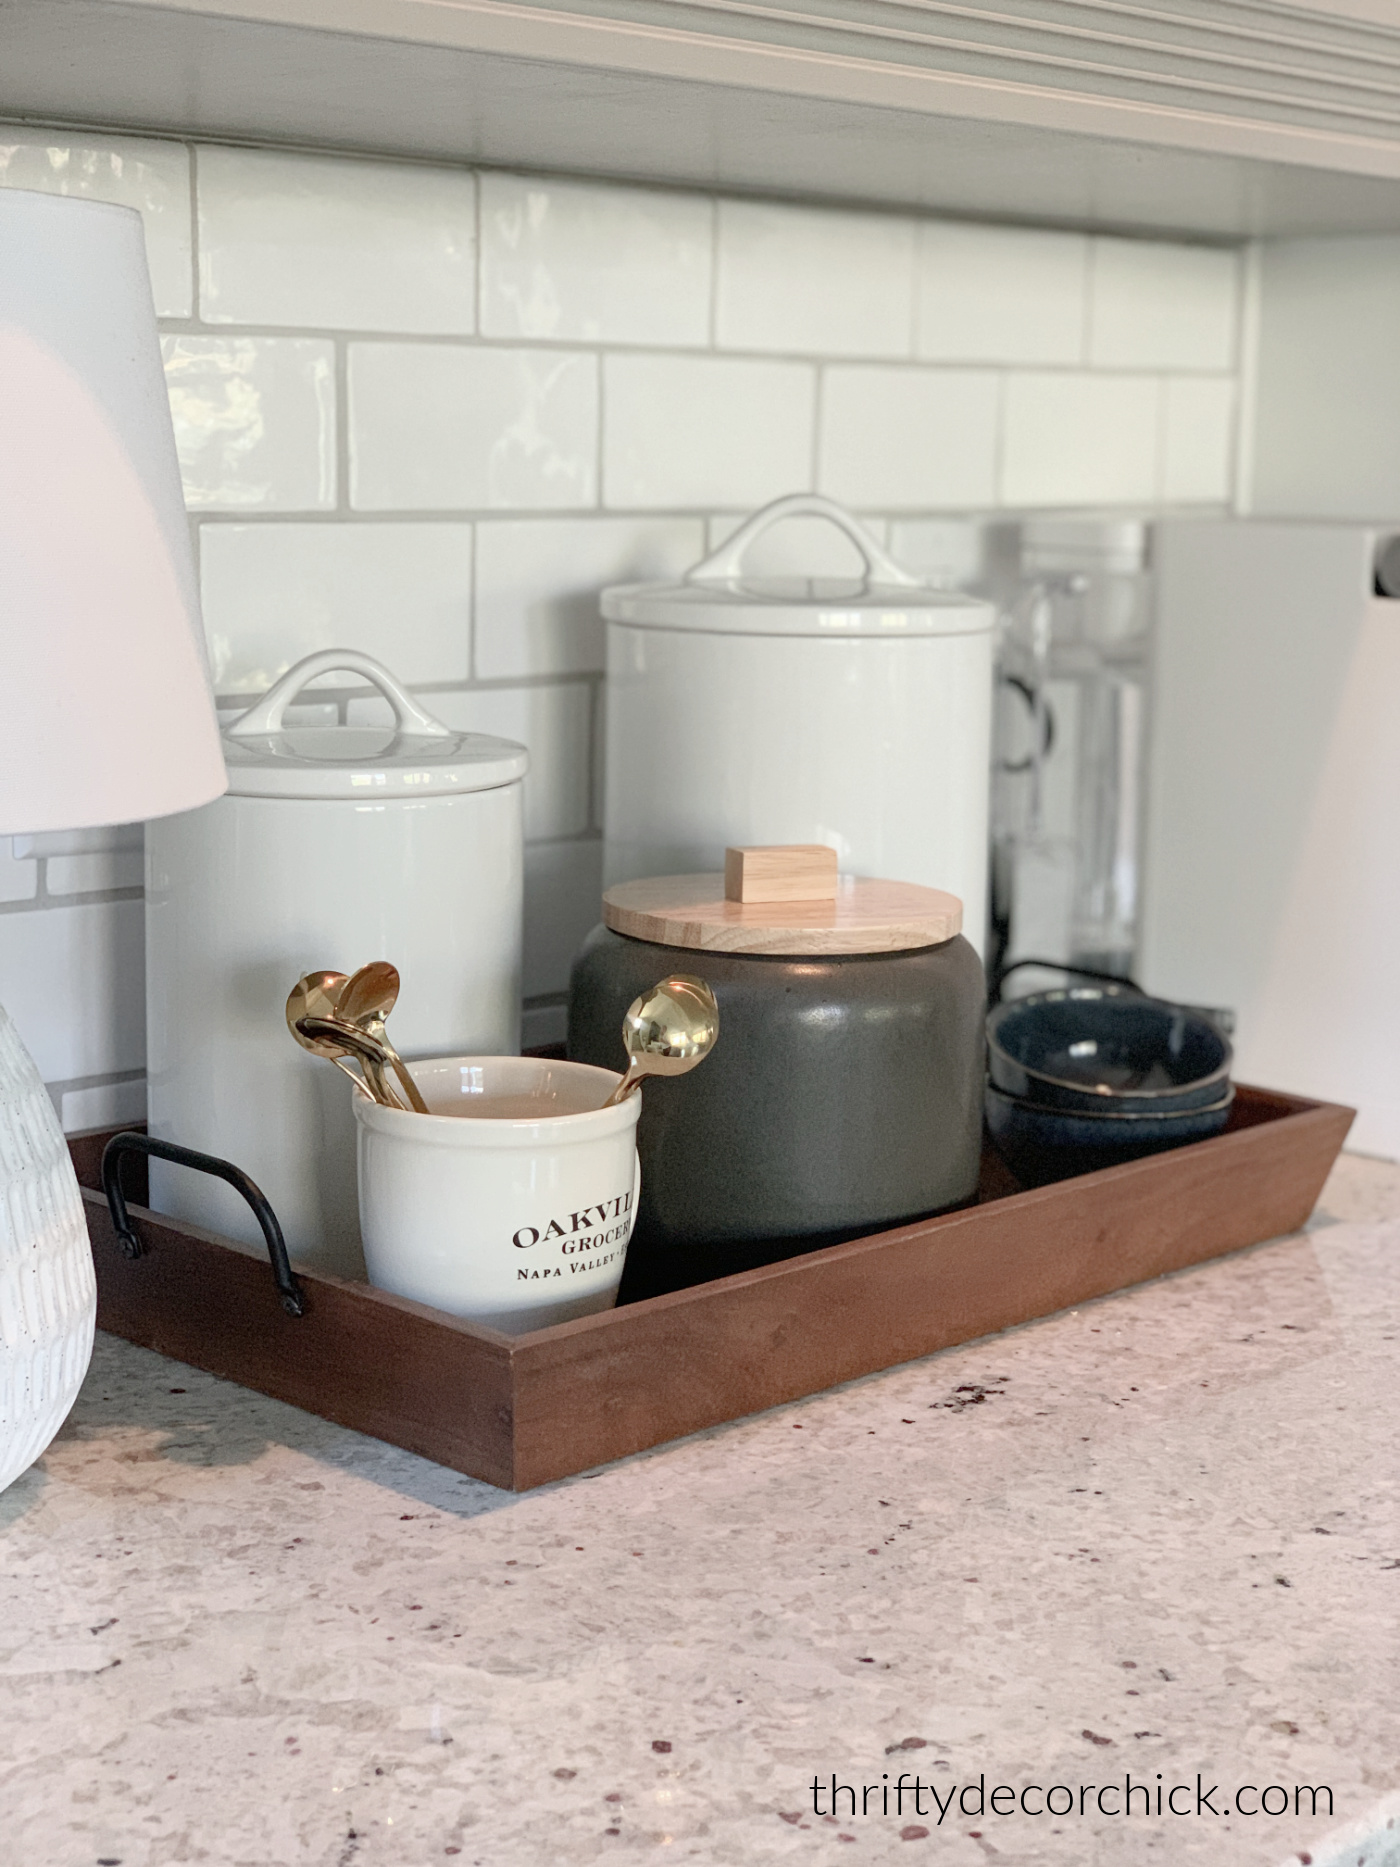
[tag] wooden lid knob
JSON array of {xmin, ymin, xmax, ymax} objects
[{"xmin": 724, "ymin": 844, "xmax": 837, "ymax": 904}]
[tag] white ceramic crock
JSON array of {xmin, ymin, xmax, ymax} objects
[
  {"xmin": 354, "ymin": 1056, "xmax": 641, "ymax": 1333},
  {"xmin": 601, "ymin": 494, "xmax": 996, "ymax": 951},
  {"xmin": 145, "ymin": 650, "xmax": 528, "ymax": 1279}
]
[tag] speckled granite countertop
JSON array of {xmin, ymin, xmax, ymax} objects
[{"xmin": 3, "ymin": 1155, "xmax": 1398, "ymax": 1867}]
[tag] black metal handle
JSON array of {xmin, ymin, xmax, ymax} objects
[{"xmin": 100, "ymin": 1131, "xmax": 306, "ymax": 1319}]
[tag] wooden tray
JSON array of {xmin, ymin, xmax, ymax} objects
[{"xmin": 71, "ymin": 1084, "xmax": 1353, "ymax": 1492}]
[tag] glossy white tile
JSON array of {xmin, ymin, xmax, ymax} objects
[
  {"xmin": 348, "ymin": 344, "xmax": 597, "ymax": 511},
  {"xmin": 0, "ymin": 132, "xmax": 192, "ymax": 316},
  {"xmin": 818, "ymin": 365, "xmax": 999, "ymax": 509},
  {"xmin": 0, "ymin": 841, "xmax": 38, "ymax": 905},
  {"xmin": 197, "ymin": 146, "xmax": 475, "ymax": 333},
  {"xmin": 475, "ymin": 516, "xmax": 705, "ymax": 680},
  {"xmin": 524, "ymin": 838, "xmax": 604, "ymax": 997},
  {"xmin": 199, "ymin": 522, "xmax": 472, "ymax": 693},
  {"xmin": 716, "ymin": 200, "xmax": 914, "ymax": 358},
  {"xmin": 162, "ymin": 336, "xmax": 336, "ymax": 511},
  {"xmin": 887, "ymin": 516, "xmax": 992, "ymax": 589},
  {"xmin": 480, "ymin": 173, "xmax": 712, "ymax": 345},
  {"xmin": 348, "ymin": 682, "xmax": 592, "ymax": 841},
  {"xmin": 60, "ymin": 1078, "xmax": 147, "ymax": 1135},
  {"xmin": 46, "ymin": 851, "xmax": 144, "ymax": 894},
  {"xmin": 917, "ymin": 222, "xmax": 1087, "ymax": 364},
  {"xmin": 12, "ymin": 826, "xmax": 142, "ymax": 859},
  {"xmin": 1161, "ymin": 375, "xmax": 1236, "ymax": 504},
  {"xmin": 1089, "ymin": 238, "xmax": 1239, "ymax": 371},
  {"xmin": 1001, "ymin": 372, "xmax": 1160, "ymax": 507},
  {"xmin": 603, "ymin": 355, "xmax": 814, "ymax": 510},
  {"xmin": 0, "ymin": 901, "xmax": 145, "ymax": 1083}
]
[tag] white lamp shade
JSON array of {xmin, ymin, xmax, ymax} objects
[{"xmin": 0, "ymin": 190, "xmax": 226, "ymax": 835}]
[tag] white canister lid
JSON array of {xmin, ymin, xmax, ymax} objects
[
  {"xmin": 601, "ymin": 495, "xmax": 993, "ymax": 638},
  {"xmin": 219, "ymin": 650, "xmax": 529, "ymax": 801}
]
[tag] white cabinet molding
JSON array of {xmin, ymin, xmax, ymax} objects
[{"xmin": 6, "ymin": 0, "xmax": 1400, "ymax": 233}]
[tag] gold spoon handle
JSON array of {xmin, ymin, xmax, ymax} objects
[
  {"xmin": 381, "ymin": 1044, "xmax": 429, "ymax": 1115},
  {"xmin": 364, "ymin": 1055, "xmax": 408, "ymax": 1110},
  {"xmin": 601, "ymin": 1062, "xmax": 644, "ymax": 1110}
]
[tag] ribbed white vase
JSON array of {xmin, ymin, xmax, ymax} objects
[{"xmin": 0, "ymin": 1000, "xmax": 95, "ymax": 1494}]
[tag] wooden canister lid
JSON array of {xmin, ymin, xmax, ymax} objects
[{"xmin": 602, "ymin": 872, "xmax": 963, "ymax": 956}]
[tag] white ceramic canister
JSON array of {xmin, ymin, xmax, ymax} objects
[
  {"xmin": 145, "ymin": 650, "xmax": 528, "ymax": 1278},
  {"xmin": 601, "ymin": 495, "xmax": 996, "ymax": 950},
  {"xmin": 355, "ymin": 1055, "xmax": 640, "ymax": 1333}
]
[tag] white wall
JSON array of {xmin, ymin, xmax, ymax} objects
[{"xmin": 0, "ymin": 129, "xmax": 1243, "ymax": 1127}]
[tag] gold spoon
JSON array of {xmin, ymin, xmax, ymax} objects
[
  {"xmin": 334, "ymin": 960, "xmax": 429, "ymax": 1115},
  {"xmin": 601, "ymin": 975, "xmax": 719, "ymax": 1108},
  {"xmin": 294, "ymin": 1014, "xmax": 405, "ymax": 1110},
  {"xmin": 286, "ymin": 970, "xmax": 366, "ymax": 1094}
]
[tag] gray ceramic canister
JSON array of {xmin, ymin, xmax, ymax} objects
[{"xmin": 567, "ymin": 869, "xmax": 986, "ymax": 1299}]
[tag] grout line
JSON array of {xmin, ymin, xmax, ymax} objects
[
  {"xmin": 186, "ymin": 140, "xmax": 201, "ymax": 322},
  {"xmin": 594, "ymin": 350, "xmax": 607, "ymax": 511},
  {"xmin": 810, "ymin": 363, "xmax": 824, "ymax": 493},
  {"xmin": 991, "ymin": 368, "xmax": 1009, "ymax": 509},
  {"xmin": 466, "ymin": 519, "xmax": 478, "ymax": 683},
  {"xmin": 1232, "ymin": 241, "xmax": 1263, "ymax": 517},
  {"xmin": 151, "ymin": 315, "xmax": 1239, "ymax": 380},
  {"xmin": 1081, "ymin": 235, "xmax": 1097, "ymax": 366},
  {"xmin": 707, "ymin": 196, "xmax": 721, "ymax": 351},
  {"xmin": 335, "ymin": 337, "xmax": 351, "ymax": 516},
  {"xmin": 472, "ymin": 166, "xmax": 484, "ymax": 338}
]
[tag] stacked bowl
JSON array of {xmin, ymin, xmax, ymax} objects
[{"xmin": 985, "ymin": 985, "xmax": 1234, "ymax": 1186}]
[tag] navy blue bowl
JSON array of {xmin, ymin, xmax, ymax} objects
[
  {"xmin": 985, "ymin": 1081, "xmax": 1234, "ymax": 1187},
  {"xmin": 987, "ymin": 986, "xmax": 1231, "ymax": 1114}
]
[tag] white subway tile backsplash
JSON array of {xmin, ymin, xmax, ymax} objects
[
  {"xmin": 819, "ymin": 365, "xmax": 1000, "ymax": 510},
  {"xmin": 0, "ymin": 840, "xmax": 38, "ymax": 904},
  {"xmin": 716, "ymin": 201, "xmax": 914, "ymax": 358},
  {"xmin": 1089, "ymin": 238, "xmax": 1238, "ymax": 371},
  {"xmin": 481, "ymin": 174, "xmax": 712, "ymax": 345},
  {"xmin": 59, "ymin": 1079, "xmax": 146, "ymax": 1134},
  {"xmin": 198, "ymin": 147, "xmax": 476, "ymax": 332},
  {"xmin": 917, "ymin": 223, "xmax": 1086, "ymax": 365},
  {"xmin": 47, "ymin": 851, "xmax": 144, "ymax": 894},
  {"xmin": 0, "ymin": 132, "xmax": 193, "ymax": 317},
  {"xmin": 524, "ymin": 838, "xmax": 604, "ymax": 998},
  {"xmin": 163, "ymin": 336, "xmax": 336, "ymax": 511},
  {"xmin": 0, "ymin": 901, "xmax": 145, "ymax": 1083},
  {"xmin": 200, "ymin": 523, "xmax": 472, "ymax": 692},
  {"xmin": 475, "ymin": 517, "xmax": 705, "ymax": 680},
  {"xmin": 60, "ymin": 1078, "xmax": 148, "ymax": 1135},
  {"xmin": 348, "ymin": 344, "xmax": 597, "ymax": 511},
  {"xmin": 603, "ymin": 355, "xmax": 814, "ymax": 510},
  {"xmin": 349, "ymin": 682, "xmax": 592, "ymax": 841},
  {"xmin": 12, "ymin": 825, "xmax": 142, "ymax": 860},
  {"xmin": 887, "ymin": 517, "xmax": 992, "ymax": 589},
  {"xmin": 1160, "ymin": 375, "xmax": 1236, "ymax": 504},
  {"xmin": 1001, "ymin": 372, "xmax": 1160, "ymax": 507},
  {"xmin": 3, "ymin": 128, "xmax": 1251, "ymax": 1091}
]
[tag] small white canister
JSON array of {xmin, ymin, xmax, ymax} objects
[
  {"xmin": 355, "ymin": 1055, "xmax": 640, "ymax": 1333},
  {"xmin": 145, "ymin": 650, "xmax": 528, "ymax": 1278}
]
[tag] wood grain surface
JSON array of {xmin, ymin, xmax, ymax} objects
[
  {"xmin": 74, "ymin": 1085, "xmax": 1353, "ymax": 1493},
  {"xmin": 602, "ymin": 872, "xmax": 963, "ymax": 954}
]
